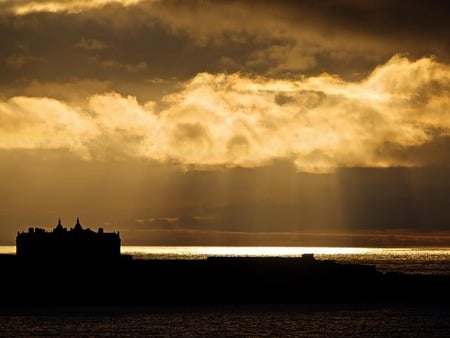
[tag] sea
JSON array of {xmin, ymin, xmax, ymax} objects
[
  {"xmin": 3, "ymin": 245, "xmax": 450, "ymax": 275},
  {"xmin": 1, "ymin": 246, "xmax": 450, "ymax": 337}
]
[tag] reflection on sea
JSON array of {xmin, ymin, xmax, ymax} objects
[
  {"xmin": 2, "ymin": 245, "xmax": 450, "ymax": 275},
  {"xmin": 121, "ymin": 246, "xmax": 450, "ymax": 275}
]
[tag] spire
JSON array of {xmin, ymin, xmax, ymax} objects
[
  {"xmin": 74, "ymin": 217, "xmax": 82, "ymax": 231},
  {"xmin": 55, "ymin": 217, "xmax": 64, "ymax": 232}
]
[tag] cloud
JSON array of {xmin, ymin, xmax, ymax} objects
[
  {"xmin": 1, "ymin": 0, "xmax": 447, "ymax": 93},
  {"xmin": 0, "ymin": 55, "xmax": 449, "ymax": 172},
  {"xmin": 3, "ymin": 0, "xmax": 143, "ymax": 15},
  {"xmin": 143, "ymin": 0, "xmax": 450, "ymax": 75},
  {"xmin": 0, "ymin": 96, "xmax": 91, "ymax": 152},
  {"xmin": 100, "ymin": 59, "xmax": 148, "ymax": 72},
  {"xmin": 74, "ymin": 38, "xmax": 110, "ymax": 50}
]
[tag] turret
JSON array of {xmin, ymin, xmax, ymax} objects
[
  {"xmin": 73, "ymin": 217, "xmax": 83, "ymax": 231},
  {"xmin": 54, "ymin": 218, "xmax": 64, "ymax": 232}
]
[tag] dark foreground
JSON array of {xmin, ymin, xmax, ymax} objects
[
  {"xmin": 1, "ymin": 254, "xmax": 450, "ymax": 307},
  {"xmin": 2, "ymin": 304, "xmax": 450, "ymax": 337}
]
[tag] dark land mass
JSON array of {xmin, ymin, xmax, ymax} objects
[
  {"xmin": 1, "ymin": 254, "xmax": 450, "ymax": 308},
  {"xmin": 4, "ymin": 221, "xmax": 450, "ymax": 308}
]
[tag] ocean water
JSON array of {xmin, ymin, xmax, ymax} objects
[
  {"xmin": 2, "ymin": 246, "xmax": 450, "ymax": 336},
  {"xmin": 1, "ymin": 305, "xmax": 450, "ymax": 337},
  {"xmin": 2, "ymin": 245, "xmax": 450, "ymax": 275},
  {"xmin": 119, "ymin": 246, "xmax": 450, "ymax": 275}
]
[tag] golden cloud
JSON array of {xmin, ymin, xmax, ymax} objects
[
  {"xmin": 5, "ymin": 0, "xmax": 143, "ymax": 15},
  {"xmin": 0, "ymin": 55, "xmax": 449, "ymax": 172}
]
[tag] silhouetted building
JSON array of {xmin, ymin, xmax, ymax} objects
[{"xmin": 16, "ymin": 218, "xmax": 121, "ymax": 261}]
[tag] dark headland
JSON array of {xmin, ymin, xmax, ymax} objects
[{"xmin": 1, "ymin": 219, "xmax": 450, "ymax": 307}]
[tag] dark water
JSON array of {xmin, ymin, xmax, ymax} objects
[
  {"xmin": 2, "ymin": 246, "xmax": 450, "ymax": 336},
  {"xmin": 1, "ymin": 305, "xmax": 450, "ymax": 337}
]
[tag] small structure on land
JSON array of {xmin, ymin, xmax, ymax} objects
[{"xmin": 16, "ymin": 218, "xmax": 120, "ymax": 261}]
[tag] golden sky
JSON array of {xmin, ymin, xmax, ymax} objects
[{"xmin": 0, "ymin": 0, "xmax": 449, "ymax": 245}]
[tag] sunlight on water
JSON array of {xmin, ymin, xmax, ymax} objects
[
  {"xmin": 2, "ymin": 245, "xmax": 450, "ymax": 274},
  {"xmin": 122, "ymin": 246, "xmax": 367, "ymax": 258},
  {"xmin": 120, "ymin": 246, "xmax": 450, "ymax": 275},
  {"xmin": 0, "ymin": 246, "xmax": 15, "ymax": 254}
]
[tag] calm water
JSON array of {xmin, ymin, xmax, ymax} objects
[
  {"xmin": 2, "ymin": 246, "xmax": 450, "ymax": 336},
  {"xmin": 1, "ymin": 305, "xmax": 450, "ymax": 337},
  {"xmin": 2, "ymin": 245, "xmax": 450, "ymax": 275}
]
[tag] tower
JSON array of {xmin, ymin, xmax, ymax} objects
[
  {"xmin": 54, "ymin": 218, "xmax": 64, "ymax": 232},
  {"xmin": 74, "ymin": 217, "xmax": 82, "ymax": 231}
]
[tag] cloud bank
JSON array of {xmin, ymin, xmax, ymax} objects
[
  {"xmin": 1, "ymin": 0, "xmax": 448, "ymax": 88},
  {"xmin": 1, "ymin": 55, "xmax": 449, "ymax": 172}
]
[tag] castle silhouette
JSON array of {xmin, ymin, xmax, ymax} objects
[{"xmin": 16, "ymin": 218, "xmax": 121, "ymax": 261}]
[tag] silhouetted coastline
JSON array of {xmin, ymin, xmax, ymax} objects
[
  {"xmin": 2, "ymin": 252, "xmax": 450, "ymax": 307},
  {"xmin": 1, "ymin": 220, "xmax": 450, "ymax": 308}
]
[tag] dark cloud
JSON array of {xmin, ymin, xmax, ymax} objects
[
  {"xmin": 380, "ymin": 135, "xmax": 450, "ymax": 167},
  {"xmin": 337, "ymin": 167, "xmax": 450, "ymax": 231},
  {"xmin": 1, "ymin": 0, "xmax": 448, "ymax": 96},
  {"xmin": 153, "ymin": 167, "xmax": 450, "ymax": 236}
]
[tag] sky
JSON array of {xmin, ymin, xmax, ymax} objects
[{"xmin": 0, "ymin": 0, "xmax": 450, "ymax": 246}]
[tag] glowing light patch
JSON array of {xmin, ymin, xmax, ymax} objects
[{"xmin": 122, "ymin": 246, "xmax": 370, "ymax": 259}]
